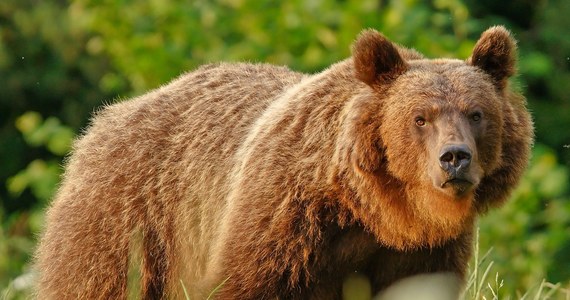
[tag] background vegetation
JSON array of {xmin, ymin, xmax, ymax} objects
[{"xmin": 1, "ymin": 0, "xmax": 569, "ymax": 298}]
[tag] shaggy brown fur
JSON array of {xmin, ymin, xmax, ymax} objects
[{"xmin": 35, "ymin": 26, "xmax": 533, "ymax": 299}]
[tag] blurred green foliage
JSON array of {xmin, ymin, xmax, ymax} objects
[
  {"xmin": 1, "ymin": 0, "xmax": 569, "ymax": 298},
  {"xmin": 479, "ymin": 145, "xmax": 570, "ymax": 297},
  {"xmin": 8, "ymin": 112, "xmax": 73, "ymax": 201}
]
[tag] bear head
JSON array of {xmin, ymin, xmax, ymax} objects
[{"xmin": 341, "ymin": 26, "xmax": 531, "ymax": 249}]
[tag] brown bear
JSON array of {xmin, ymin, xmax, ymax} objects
[{"xmin": 34, "ymin": 26, "xmax": 533, "ymax": 299}]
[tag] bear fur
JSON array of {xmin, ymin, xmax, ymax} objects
[{"xmin": 35, "ymin": 26, "xmax": 533, "ymax": 299}]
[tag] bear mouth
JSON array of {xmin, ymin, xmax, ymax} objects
[{"xmin": 440, "ymin": 178, "xmax": 473, "ymax": 195}]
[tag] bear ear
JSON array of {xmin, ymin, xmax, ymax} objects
[
  {"xmin": 468, "ymin": 26, "xmax": 517, "ymax": 89},
  {"xmin": 352, "ymin": 29, "xmax": 407, "ymax": 86}
]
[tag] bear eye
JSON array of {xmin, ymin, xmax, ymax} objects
[
  {"xmin": 470, "ymin": 112, "xmax": 482, "ymax": 122},
  {"xmin": 415, "ymin": 117, "xmax": 426, "ymax": 127}
]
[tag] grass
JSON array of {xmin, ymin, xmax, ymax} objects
[
  {"xmin": 461, "ymin": 228, "xmax": 569, "ymax": 300},
  {"xmin": 179, "ymin": 276, "xmax": 230, "ymax": 300}
]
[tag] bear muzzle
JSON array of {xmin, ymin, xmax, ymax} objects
[{"xmin": 437, "ymin": 143, "xmax": 476, "ymax": 195}]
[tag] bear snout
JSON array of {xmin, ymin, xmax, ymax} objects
[{"xmin": 434, "ymin": 144, "xmax": 478, "ymax": 195}]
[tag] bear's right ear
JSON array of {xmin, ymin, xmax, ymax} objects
[{"xmin": 352, "ymin": 29, "xmax": 407, "ymax": 86}]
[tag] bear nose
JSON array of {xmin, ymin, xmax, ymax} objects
[{"xmin": 439, "ymin": 144, "xmax": 472, "ymax": 173}]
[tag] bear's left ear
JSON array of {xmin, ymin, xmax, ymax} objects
[
  {"xmin": 468, "ymin": 26, "xmax": 517, "ymax": 89},
  {"xmin": 352, "ymin": 29, "xmax": 407, "ymax": 86}
]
